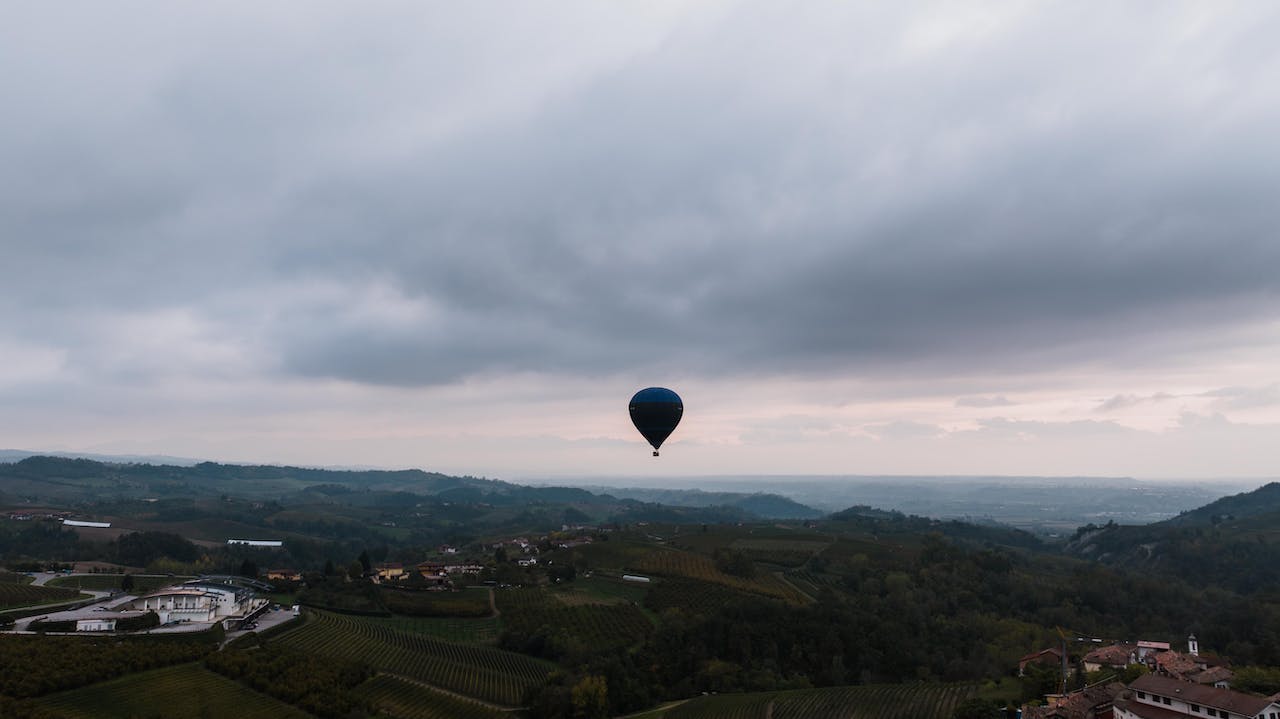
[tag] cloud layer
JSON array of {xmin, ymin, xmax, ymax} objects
[{"xmin": 4, "ymin": 2, "xmax": 1280, "ymax": 476}]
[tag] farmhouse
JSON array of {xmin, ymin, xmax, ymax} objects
[
  {"xmin": 1084, "ymin": 644, "xmax": 1138, "ymax": 672},
  {"xmin": 1114, "ymin": 674, "xmax": 1280, "ymax": 719},
  {"xmin": 1020, "ymin": 647, "xmax": 1065, "ymax": 676},
  {"xmin": 374, "ymin": 563, "xmax": 406, "ymax": 582},
  {"xmin": 1136, "ymin": 641, "xmax": 1171, "ymax": 661}
]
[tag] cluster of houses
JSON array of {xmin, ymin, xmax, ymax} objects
[{"xmin": 1022, "ymin": 636, "xmax": 1280, "ymax": 719}]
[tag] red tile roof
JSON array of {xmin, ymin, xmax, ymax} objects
[
  {"xmin": 1130, "ymin": 673, "xmax": 1275, "ymax": 715},
  {"xmin": 1084, "ymin": 644, "xmax": 1134, "ymax": 666}
]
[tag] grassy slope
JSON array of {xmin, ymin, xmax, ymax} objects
[{"xmin": 35, "ymin": 663, "xmax": 310, "ymax": 719}]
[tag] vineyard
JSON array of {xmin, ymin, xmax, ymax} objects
[
  {"xmin": 657, "ymin": 682, "xmax": 978, "ymax": 719},
  {"xmin": 365, "ymin": 614, "xmax": 500, "ymax": 643},
  {"xmin": 272, "ymin": 609, "xmax": 552, "ymax": 706},
  {"xmin": 45, "ymin": 574, "xmax": 191, "ymax": 593},
  {"xmin": 644, "ymin": 576, "xmax": 761, "ymax": 615},
  {"xmin": 36, "ymin": 663, "xmax": 311, "ymax": 719},
  {"xmin": 728, "ymin": 538, "xmax": 832, "ymax": 567},
  {"xmin": 496, "ymin": 587, "xmax": 653, "ymax": 654},
  {"xmin": 352, "ymin": 674, "xmax": 507, "ymax": 719},
  {"xmin": 0, "ymin": 583, "xmax": 85, "ymax": 610},
  {"xmin": 633, "ymin": 548, "xmax": 809, "ymax": 603},
  {"xmin": 380, "ymin": 587, "xmax": 491, "ymax": 617}
]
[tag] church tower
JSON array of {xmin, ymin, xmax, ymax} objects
[{"xmin": 1188, "ymin": 633, "xmax": 1199, "ymax": 657}]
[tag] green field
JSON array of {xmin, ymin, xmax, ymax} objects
[
  {"xmin": 353, "ymin": 674, "xmax": 507, "ymax": 719},
  {"xmin": 36, "ymin": 663, "xmax": 311, "ymax": 719},
  {"xmin": 273, "ymin": 609, "xmax": 553, "ymax": 706},
  {"xmin": 46, "ymin": 574, "xmax": 191, "ymax": 593},
  {"xmin": 653, "ymin": 683, "xmax": 978, "ymax": 719},
  {"xmin": 0, "ymin": 583, "xmax": 86, "ymax": 610}
]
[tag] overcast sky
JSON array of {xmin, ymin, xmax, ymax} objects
[{"xmin": 4, "ymin": 2, "xmax": 1280, "ymax": 480}]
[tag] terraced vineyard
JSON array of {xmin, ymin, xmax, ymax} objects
[
  {"xmin": 353, "ymin": 674, "xmax": 507, "ymax": 719},
  {"xmin": 634, "ymin": 548, "xmax": 808, "ymax": 603},
  {"xmin": 273, "ymin": 609, "xmax": 552, "ymax": 706},
  {"xmin": 657, "ymin": 682, "xmax": 977, "ymax": 719},
  {"xmin": 36, "ymin": 663, "xmax": 310, "ymax": 719},
  {"xmin": 0, "ymin": 582, "xmax": 85, "ymax": 610}
]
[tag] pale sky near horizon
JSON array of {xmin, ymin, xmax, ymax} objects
[{"xmin": 4, "ymin": 2, "xmax": 1280, "ymax": 480}]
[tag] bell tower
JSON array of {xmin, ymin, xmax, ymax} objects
[{"xmin": 1188, "ymin": 633, "xmax": 1199, "ymax": 657}]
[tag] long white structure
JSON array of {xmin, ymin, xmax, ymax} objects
[
  {"xmin": 63, "ymin": 519, "xmax": 111, "ymax": 528},
  {"xmin": 226, "ymin": 539, "xmax": 283, "ymax": 547}
]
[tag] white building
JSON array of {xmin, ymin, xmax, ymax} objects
[
  {"xmin": 63, "ymin": 520, "xmax": 111, "ymax": 528},
  {"xmin": 129, "ymin": 580, "xmax": 262, "ymax": 625},
  {"xmin": 1116, "ymin": 674, "xmax": 1280, "ymax": 719},
  {"xmin": 226, "ymin": 539, "xmax": 283, "ymax": 547}
]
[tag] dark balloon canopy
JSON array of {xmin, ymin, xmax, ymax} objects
[{"xmin": 629, "ymin": 387, "xmax": 683, "ymax": 456}]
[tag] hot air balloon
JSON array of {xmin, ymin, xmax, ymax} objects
[{"xmin": 629, "ymin": 387, "xmax": 683, "ymax": 456}]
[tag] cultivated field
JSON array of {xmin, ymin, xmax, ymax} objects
[
  {"xmin": 273, "ymin": 609, "xmax": 553, "ymax": 706},
  {"xmin": 46, "ymin": 574, "xmax": 192, "ymax": 593},
  {"xmin": 352, "ymin": 674, "xmax": 507, "ymax": 719},
  {"xmin": 0, "ymin": 583, "xmax": 85, "ymax": 610},
  {"xmin": 36, "ymin": 663, "xmax": 310, "ymax": 719},
  {"xmin": 634, "ymin": 548, "xmax": 808, "ymax": 603},
  {"xmin": 496, "ymin": 587, "xmax": 653, "ymax": 652}
]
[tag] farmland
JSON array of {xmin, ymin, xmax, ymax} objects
[
  {"xmin": 45, "ymin": 574, "xmax": 192, "ymax": 593},
  {"xmin": 364, "ymin": 614, "xmax": 500, "ymax": 644},
  {"xmin": 633, "ymin": 547, "xmax": 808, "ymax": 603},
  {"xmin": 353, "ymin": 674, "xmax": 508, "ymax": 719},
  {"xmin": 36, "ymin": 663, "xmax": 311, "ymax": 719},
  {"xmin": 272, "ymin": 609, "xmax": 553, "ymax": 706},
  {"xmin": 496, "ymin": 587, "xmax": 654, "ymax": 658},
  {"xmin": 652, "ymin": 682, "xmax": 978, "ymax": 719},
  {"xmin": 0, "ymin": 583, "xmax": 86, "ymax": 610}
]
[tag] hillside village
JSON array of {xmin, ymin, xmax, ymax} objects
[{"xmin": 1020, "ymin": 636, "xmax": 1280, "ymax": 719}]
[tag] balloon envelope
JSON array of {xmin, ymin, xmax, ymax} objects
[{"xmin": 629, "ymin": 387, "xmax": 683, "ymax": 455}]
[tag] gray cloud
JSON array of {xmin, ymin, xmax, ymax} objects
[
  {"xmin": 1201, "ymin": 384, "xmax": 1280, "ymax": 410},
  {"xmin": 5, "ymin": 2, "xmax": 1280, "ymax": 391},
  {"xmin": 1095, "ymin": 392, "xmax": 1177, "ymax": 412}
]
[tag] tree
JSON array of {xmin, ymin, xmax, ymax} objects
[
  {"xmin": 952, "ymin": 698, "xmax": 1001, "ymax": 719},
  {"xmin": 239, "ymin": 559, "xmax": 258, "ymax": 579},
  {"xmin": 120, "ymin": 573, "xmax": 135, "ymax": 592},
  {"xmin": 358, "ymin": 550, "xmax": 372, "ymax": 574},
  {"xmin": 571, "ymin": 675, "xmax": 608, "ymax": 719}
]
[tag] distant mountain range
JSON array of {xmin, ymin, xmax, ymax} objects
[
  {"xmin": 0, "ymin": 455, "xmax": 822, "ymax": 522},
  {"xmin": 0, "ymin": 449, "xmax": 203, "ymax": 466},
  {"xmin": 1062, "ymin": 481, "xmax": 1280, "ymax": 593}
]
